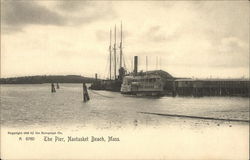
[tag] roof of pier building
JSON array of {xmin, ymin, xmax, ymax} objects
[{"xmin": 135, "ymin": 70, "xmax": 174, "ymax": 80}]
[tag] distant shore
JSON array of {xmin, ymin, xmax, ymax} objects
[{"xmin": 0, "ymin": 75, "xmax": 97, "ymax": 84}]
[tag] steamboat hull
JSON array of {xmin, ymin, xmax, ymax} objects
[{"xmin": 121, "ymin": 91, "xmax": 164, "ymax": 97}]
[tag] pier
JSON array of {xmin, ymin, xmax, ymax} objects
[
  {"xmin": 172, "ymin": 79, "xmax": 250, "ymax": 97},
  {"xmin": 90, "ymin": 68, "xmax": 250, "ymax": 97},
  {"xmin": 128, "ymin": 70, "xmax": 250, "ymax": 97}
]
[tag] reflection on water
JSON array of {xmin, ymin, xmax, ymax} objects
[{"xmin": 1, "ymin": 84, "xmax": 249, "ymax": 129}]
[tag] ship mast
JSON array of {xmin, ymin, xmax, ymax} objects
[
  {"xmin": 114, "ymin": 25, "xmax": 117, "ymax": 80},
  {"xmin": 159, "ymin": 56, "xmax": 161, "ymax": 70},
  {"xmin": 119, "ymin": 22, "xmax": 123, "ymax": 68},
  {"xmin": 156, "ymin": 56, "xmax": 158, "ymax": 70},
  {"xmin": 109, "ymin": 29, "xmax": 112, "ymax": 80}
]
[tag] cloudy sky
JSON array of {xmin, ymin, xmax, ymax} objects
[{"xmin": 1, "ymin": 0, "xmax": 249, "ymax": 78}]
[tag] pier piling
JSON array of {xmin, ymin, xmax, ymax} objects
[
  {"xmin": 51, "ymin": 83, "xmax": 56, "ymax": 93},
  {"xmin": 83, "ymin": 83, "xmax": 90, "ymax": 102}
]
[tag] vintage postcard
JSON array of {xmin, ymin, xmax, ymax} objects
[{"xmin": 1, "ymin": 0, "xmax": 249, "ymax": 159}]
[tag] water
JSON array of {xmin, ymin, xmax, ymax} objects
[
  {"xmin": 1, "ymin": 84, "xmax": 249, "ymax": 159},
  {"xmin": 1, "ymin": 83, "xmax": 249, "ymax": 129}
]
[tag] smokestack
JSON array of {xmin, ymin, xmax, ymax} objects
[
  {"xmin": 95, "ymin": 73, "xmax": 98, "ymax": 80},
  {"xmin": 134, "ymin": 56, "xmax": 138, "ymax": 75}
]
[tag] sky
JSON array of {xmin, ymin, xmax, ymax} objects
[{"xmin": 1, "ymin": 0, "xmax": 249, "ymax": 79}]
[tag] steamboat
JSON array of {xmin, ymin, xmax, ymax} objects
[
  {"xmin": 120, "ymin": 56, "xmax": 165, "ymax": 96},
  {"xmin": 121, "ymin": 74, "xmax": 164, "ymax": 96}
]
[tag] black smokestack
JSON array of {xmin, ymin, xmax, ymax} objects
[
  {"xmin": 95, "ymin": 73, "xmax": 98, "ymax": 80},
  {"xmin": 134, "ymin": 56, "xmax": 138, "ymax": 75}
]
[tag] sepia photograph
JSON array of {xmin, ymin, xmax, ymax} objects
[{"xmin": 0, "ymin": 0, "xmax": 249, "ymax": 159}]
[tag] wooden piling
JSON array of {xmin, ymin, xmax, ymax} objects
[
  {"xmin": 83, "ymin": 83, "xmax": 90, "ymax": 102},
  {"xmin": 51, "ymin": 83, "xmax": 56, "ymax": 93}
]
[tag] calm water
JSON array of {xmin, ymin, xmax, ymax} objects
[{"xmin": 1, "ymin": 84, "xmax": 249, "ymax": 129}]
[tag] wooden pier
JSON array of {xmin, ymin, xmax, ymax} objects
[{"xmin": 172, "ymin": 79, "xmax": 250, "ymax": 97}]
